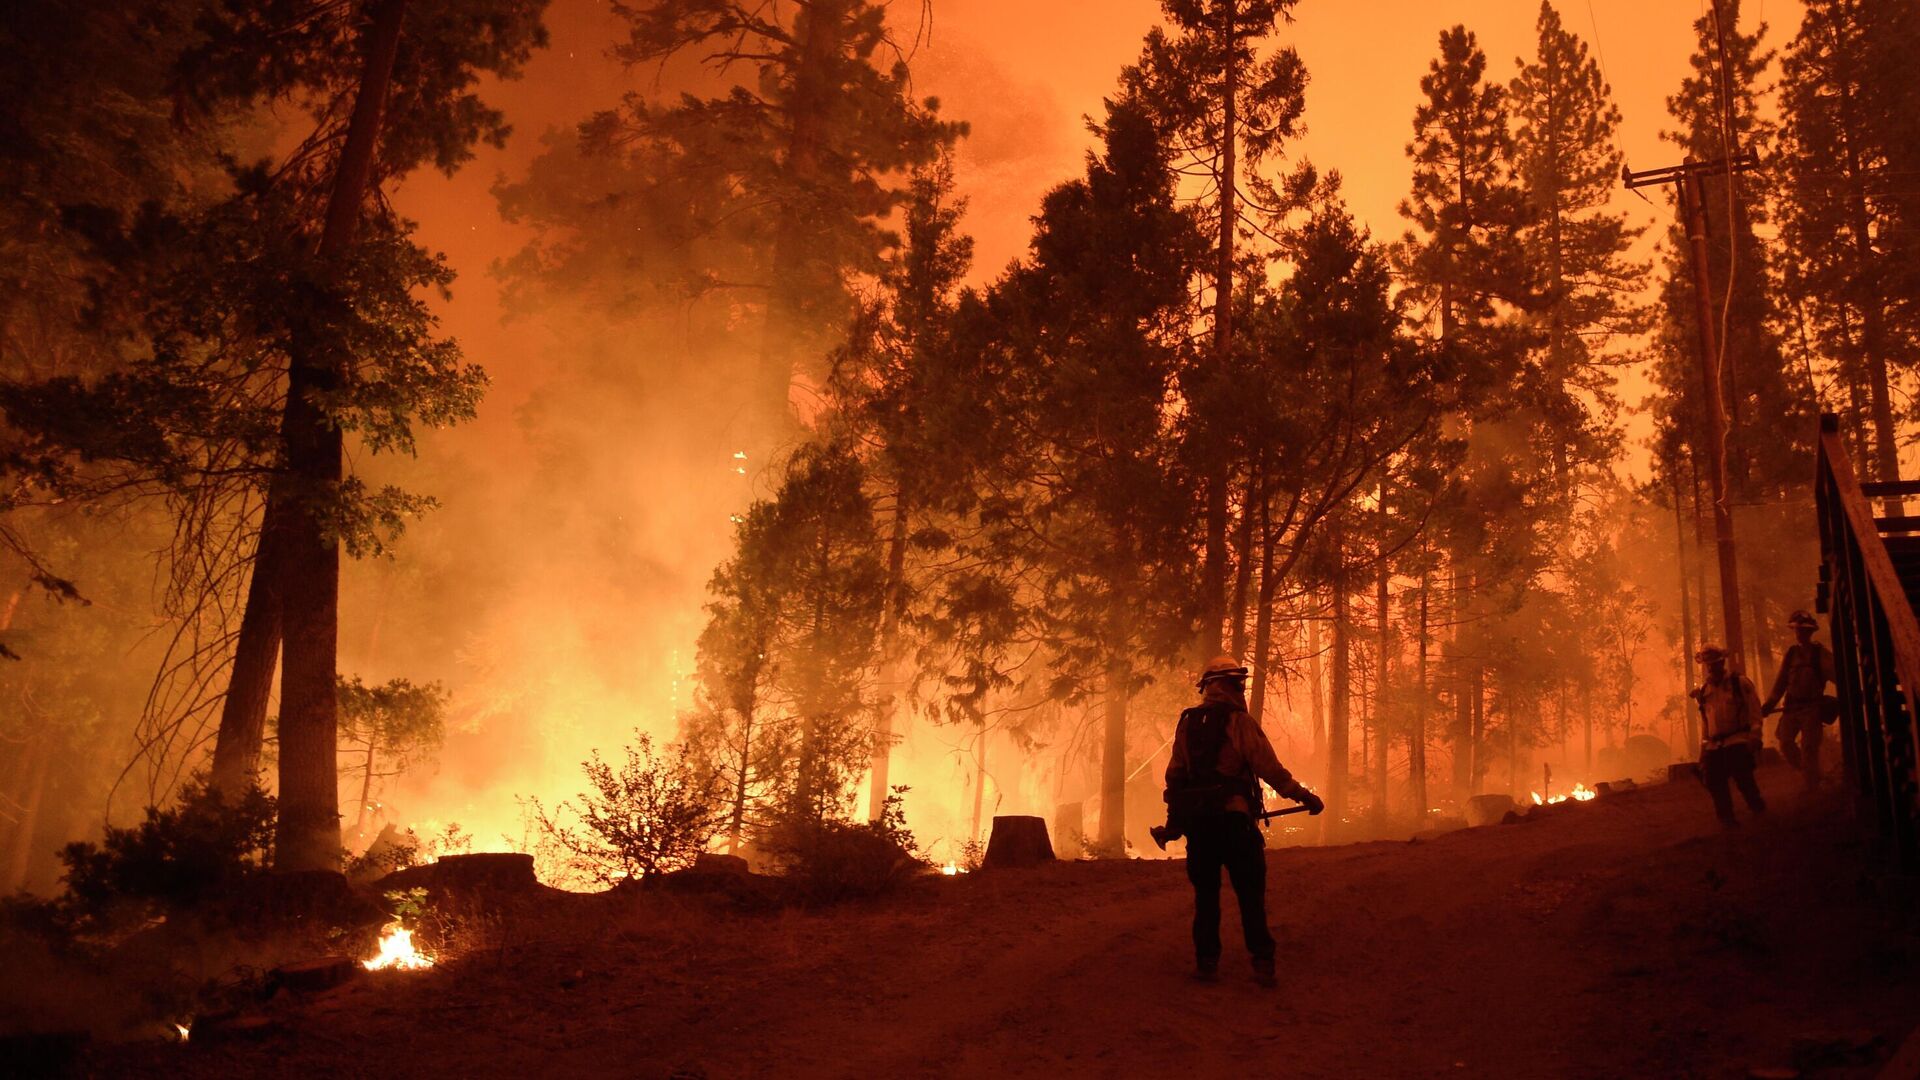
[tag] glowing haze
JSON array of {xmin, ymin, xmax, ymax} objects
[{"xmin": 347, "ymin": 0, "xmax": 1802, "ymax": 862}]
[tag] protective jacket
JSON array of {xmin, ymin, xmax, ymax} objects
[
  {"xmin": 1766, "ymin": 642, "xmax": 1834, "ymax": 707},
  {"xmin": 1698, "ymin": 671, "xmax": 1765, "ymax": 750},
  {"xmin": 1165, "ymin": 686, "xmax": 1305, "ymax": 817}
]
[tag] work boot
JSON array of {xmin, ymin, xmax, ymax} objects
[
  {"xmin": 1193, "ymin": 956, "xmax": 1219, "ymax": 983},
  {"xmin": 1252, "ymin": 955, "xmax": 1276, "ymax": 988}
]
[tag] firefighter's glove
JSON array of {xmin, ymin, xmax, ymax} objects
[{"xmin": 1296, "ymin": 790, "xmax": 1325, "ymax": 816}]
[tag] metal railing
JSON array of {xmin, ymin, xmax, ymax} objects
[{"xmin": 1815, "ymin": 413, "xmax": 1920, "ymax": 865}]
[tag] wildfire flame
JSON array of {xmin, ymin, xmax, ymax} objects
[
  {"xmin": 175, "ymin": 1023, "xmax": 191, "ymax": 1041},
  {"xmin": 363, "ymin": 921, "xmax": 435, "ymax": 972},
  {"xmin": 1530, "ymin": 783, "xmax": 1598, "ymax": 806},
  {"xmin": 940, "ymin": 861, "xmax": 963, "ymax": 876}
]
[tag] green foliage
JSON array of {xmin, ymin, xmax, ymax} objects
[
  {"xmin": 1652, "ymin": 0, "xmax": 1804, "ymax": 496},
  {"xmin": 502, "ymin": 0, "xmax": 962, "ymax": 435},
  {"xmin": 1775, "ymin": 0, "xmax": 1920, "ymax": 463},
  {"xmin": 688, "ymin": 443, "xmax": 887, "ymax": 833},
  {"xmin": 338, "ymin": 676, "xmax": 448, "ymax": 772},
  {"xmin": 1508, "ymin": 1, "xmax": 1646, "ymax": 447},
  {"xmin": 1125, "ymin": 0, "xmax": 1308, "ymax": 213},
  {"xmin": 764, "ymin": 786, "xmax": 921, "ymax": 905},
  {"xmin": 1399, "ymin": 24, "xmax": 1533, "ymax": 341},
  {"xmin": 529, "ymin": 732, "xmax": 724, "ymax": 887},
  {"xmin": 53, "ymin": 776, "xmax": 276, "ymax": 933}
]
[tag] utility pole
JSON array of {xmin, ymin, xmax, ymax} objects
[{"xmin": 1625, "ymin": 152, "xmax": 1758, "ymax": 666}]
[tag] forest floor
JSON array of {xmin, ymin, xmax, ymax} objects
[{"xmin": 96, "ymin": 762, "xmax": 1920, "ymax": 1079}]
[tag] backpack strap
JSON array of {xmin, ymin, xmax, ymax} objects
[{"xmin": 1173, "ymin": 702, "xmax": 1256, "ymax": 801}]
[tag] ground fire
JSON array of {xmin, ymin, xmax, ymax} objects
[{"xmin": 3, "ymin": 0, "xmax": 1920, "ymax": 1076}]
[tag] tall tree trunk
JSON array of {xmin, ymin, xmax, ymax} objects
[
  {"xmin": 3, "ymin": 732, "xmax": 49, "ymax": 893},
  {"xmin": 1747, "ymin": 587, "xmax": 1774, "ymax": 694},
  {"xmin": 1469, "ymin": 666, "xmax": 1485, "ymax": 795},
  {"xmin": 1413, "ymin": 555, "xmax": 1430, "ymax": 814},
  {"xmin": 1099, "ymin": 646, "xmax": 1130, "ymax": 855},
  {"xmin": 729, "ymin": 702, "xmax": 753, "ymax": 853},
  {"xmin": 1373, "ymin": 518, "xmax": 1390, "ymax": 822},
  {"xmin": 1329, "ymin": 533, "xmax": 1350, "ymax": 831},
  {"xmin": 868, "ymin": 488, "xmax": 909, "ymax": 822},
  {"xmin": 1097, "ymin": 571, "xmax": 1133, "ymax": 854},
  {"xmin": 1451, "ymin": 564, "xmax": 1472, "ymax": 799},
  {"xmin": 754, "ymin": 0, "xmax": 850, "ymax": 440},
  {"xmin": 275, "ymin": 0, "xmax": 409, "ymax": 873},
  {"xmin": 209, "ymin": 497, "xmax": 288, "ymax": 797},
  {"xmin": 1672, "ymin": 475, "xmax": 1700, "ymax": 751},
  {"xmin": 1229, "ymin": 463, "xmax": 1258, "ymax": 659},
  {"xmin": 1248, "ymin": 483, "xmax": 1277, "ymax": 721},
  {"xmin": 1506, "ymin": 698, "xmax": 1520, "ymax": 798},
  {"xmin": 1831, "ymin": 28, "xmax": 1903, "ymax": 497},
  {"xmin": 1201, "ymin": 4, "xmax": 1240, "ymax": 654},
  {"xmin": 1307, "ymin": 615, "xmax": 1326, "ymax": 776},
  {"xmin": 1582, "ymin": 682, "xmax": 1594, "ymax": 770},
  {"xmin": 794, "ymin": 522, "xmax": 831, "ymax": 818},
  {"xmin": 353, "ymin": 734, "xmax": 377, "ymax": 834},
  {"xmin": 969, "ymin": 725, "xmax": 988, "ymax": 843}
]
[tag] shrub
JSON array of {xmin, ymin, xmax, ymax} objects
[
  {"xmin": 764, "ymin": 787, "xmax": 923, "ymax": 905},
  {"xmin": 527, "ymin": 732, "xmax": 723, "ymax": 888},
  {"xmin": 55, "ymin": 775, "xmax": 275, "ymax": 934}
]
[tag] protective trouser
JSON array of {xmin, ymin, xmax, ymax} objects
[
  {"xmin": 1776, "ymin": 704, "xmax": 1825, "ymax": 788},
  {"xmin": 1701, "ymin": 742, "xmax": 1767, "ymax": 825},
  {"xmin": 1184, "ymin": 813, "xmax": 1274, "ymax": 964}
]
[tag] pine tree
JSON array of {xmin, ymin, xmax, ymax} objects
[
  {"xmin": 594, "ymin": 0, "xmax": 963, "ymax": 442},
  {"xmin": 818, "ymin": 152, "xmax": 976, "ymax": 820},
  {"xmin": 1236, "ymin": 170, "xmax": 1440, "ymax": 826},
  {"xmin": 1777, "ymin": 0, "xmax": 1918, "ymax": 479},
  {"xmin": 1398, "ymin": 25, "xmax": 1540, "ymax": 800},
  {"xmin": 688, "ymin": 443, "xmax": 886, "ymax": 834},
  {"xmin": 1509, "ymin": 1, "xmax": 1645, "ymax": 467},
  {"xmin": 193, "ymin": 0, "xmax": 546, "ymax": 866},
  {"xmin": 980, "ymin": 99, "xmax": 1204, "ymax": 853},
  {"xmin": 1653, "ymin": 0, "xmax": 1806, "ymax": 680},
  {"xmin": 1398, "ymin": 25, "xmax": 1532, "ymax": 348},
  {"xmin": 1126, "ymin": 0, "xmax": 1307, "ymax": 654}
]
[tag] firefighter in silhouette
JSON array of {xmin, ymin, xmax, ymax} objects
[
  {"xmin": 1155, "ymin": 655, "xmax": 1322, "ymax": 986},
  {"xmin": 1760, "ymin": 610, "xmax": 1837, "ymax": 791},
  {"xmin": 1691, "ymin": 644, "xmax": 1768, "ymax": 828}
]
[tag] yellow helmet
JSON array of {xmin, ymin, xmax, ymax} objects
[{"xmin": 1197, "ymin": 654, "xmax": 1249, "ymax": 689}]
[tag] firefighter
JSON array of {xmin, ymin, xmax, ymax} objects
[
  {"xmin": 1159, "ymin": 655, "xmax": 1322, "ymax": 986},
  {"xmin": 1760, "ymin": 610, "xmax": 1836, "ymax": 791},
  {"xmin": 1691, "ymin": 645, "xmax": 1768, "ymax": 828}
]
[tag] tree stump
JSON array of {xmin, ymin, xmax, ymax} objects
[
  {"xmin": 378, "ymin": 852, "xmax": 537, "ymax": 894},
  {"xmin": 1465, "ymin": 794, "xmax": 1515, "ymax": 827},
  {"xmin": 272, "ymin": 955, "xmax": 361, "ymax": 993},
  {"xmin": 693, "ymin": 852, "xmax": 750, "ymax": 876},
  {"xmin": 983, "ymin": 815, "xmax": 1054, "ymax": 868}
]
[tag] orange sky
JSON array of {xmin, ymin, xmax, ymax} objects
[{"xmin": 394, "ymin": 0, "xmax": 1806, "ymax": 451}]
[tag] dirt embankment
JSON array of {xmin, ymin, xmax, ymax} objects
[{"xmin": 99, "ymin": 765, "xmax": 1920, "ymax": 1079}]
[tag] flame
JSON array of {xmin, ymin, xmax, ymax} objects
[
  {"xmin": 363, "ymin": 921, "xmax": 435, "ymax": 972},
  {"xmin": 1529, "ymin": 783, "xmax": 1599, "ymax": 807},
  {"xmin": 175, "ymin": 1023, "xmax": 191, "ymax": 1041},
  {"xmin": 940, "ymin": 861, "xmax": 963, "ymax": 876}
]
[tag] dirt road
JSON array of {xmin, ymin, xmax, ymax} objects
[{"xmin": 106, "ymin": 765, "xmax": 1920, "ymax": 1078}]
